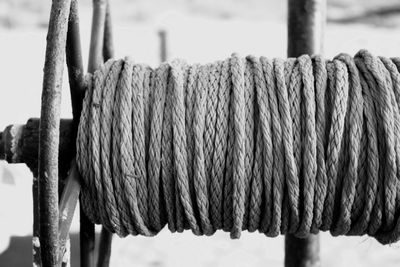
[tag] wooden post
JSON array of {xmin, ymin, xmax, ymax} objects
[
  {"xmin": 96, "ymin": 229, "xmax": 113, "ymax": 267},
  {"xmin": 88, "ymin": 0, "xmax": 107, "ymax": 72},
  {"xmin": 285, "ymin": 0, "xmax": 325, "ymax": 267},
  {"xmin": 33, "ymin": 172, "xmax": 41, "ymax": 267},
  {"xmin": 67, "ymin": 0, "xmax": 86, "ymax": 135},
  {"xmin": 79, "ymin": 1, "xmax": 108, "ymax": 266},
  {"xmin": 287, "ymin": 0, "xmax": 325, "ymax": 56},
  {"xmin": 39, "ymin": 0, "xmax": 72, "ymax": 265},
  {"xmin": 97, "ymin": 1, "xmax": 114, "ymax": 265},
  {"xmin": 158, "ymin": 29, "xmax": 168, "ymax": 62},
  {"xmin": 103, "ymin": 2, "xmax": 114, "ymax": 61},
  {"xmin": 65, "ymin": 1, "xmax": 87, "ymax": 267},
  {"xmin": 285, "ymin": 235, "xmax": 320, "ymax": 267}
]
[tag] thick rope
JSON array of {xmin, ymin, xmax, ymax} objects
[{"xmin": 77, "ymin": 50, "xmax": 400, "ymax": 244}]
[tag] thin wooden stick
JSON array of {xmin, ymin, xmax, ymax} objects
[
  {"xmin": 58, "ymin": 162, "xmax": 81, "ymax": 254},
  {"xmin": 285, "ymin": 0, "xmax": 325, "ymax": 267},
  {"xmin": 64, "ymin": 1, "xmax": 87, "ymax": 266},
  {"xmin": 88, "ymin": 0, "xmax": 107, "ymax": 73},
  {"xmin": 79, "ymin": 1, "xmax": 108, "ymax": 266},
  {"xmin": 39, "ymin": 0, "xmax": 72, "ymax": 265},
  {"xmin": 96, "ymin": 229, "xmax": 113, "ymax": 267},
  {"xmin": 103, "ymin": 2, "xmax": 114, "ymax": 61},
  {"xmin": 33, "ymin": 166, "xmax": 41, "ymax": 266},
  {"xmin": 57, "ymin": 161, "xmax": 79, "ymax": 267},
  {"xmin": 67, "ymin": 1, "xmax": 102, "ymax": 267},
  {"xmin": 80, "ymin": 209, "xmax": 96, "ymax": 267},
  {"xmin": 67, "ymin": 3, "xmax": 95, "ymax": 264},
  {"xmin": 96, "ymin": 2, "xmax": 115, "ymax": 265}
]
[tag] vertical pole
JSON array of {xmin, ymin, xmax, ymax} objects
[
  {"xmin": 287, "ymin": 0, "xmax": 325, "ymax": 56},
  {"xmin": 96, "ymin": 229, "xmax": 113, "ymax": 267},
  {"xmin": 97, "ymin": 1, "xmax": 114, "ymax": 265},
  {"xmin": 103, "ymin": 2, "xmax": 114, "ymax": 61},
  {"xmin": 80, "ymin": 211, "xmax": 95, "ymax": 267},
  {"xmin": 33, "ymin": 176, "xmax": 41, "ymax": 266},
  {"xmin": 158, "ymin": 29, "xmax": 168, "ymax": 62},
  {"xmin": 39, "ymin": 0, "xmax": 72, "ymax": 266},
  {"xmin": 285, "ymin": 235, "xmax": 320, "ymax": 267},
  {"xmin": 88, "ymin": 0, "xmax": 107, "ymax": 73},
  {"xmin": 285, "ymin": 0, "xmax": 325, "ymax": 267},
  {"xmin": 80, "ymin": 1, "xmax": 107, "ymax": 266},
  {"xmin": 65, "ymin": 1, "xmax": 87, "ymax": 267},
  {"xmin": 66, "ymin": 0, "xmax": 86, "ymax": 135}
]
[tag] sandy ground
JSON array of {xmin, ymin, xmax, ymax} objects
[{"xmin": 2, "ymin": 9, "xmax": 400, "ymax": 267}]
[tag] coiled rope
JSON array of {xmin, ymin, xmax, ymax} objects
[{"xmin": 76, "ymin": 50, "xmax": 400, "ymax": 244}]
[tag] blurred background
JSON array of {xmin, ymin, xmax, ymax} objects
[{"xmin": 1, "ymin": 0, "xmax": 400, "ymax": 266}]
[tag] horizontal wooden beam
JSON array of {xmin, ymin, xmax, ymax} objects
[
  {"xmin": 0, "ymin": 119, "xmax": 82, "ymax": 266},
  {"xmin": 0, "ymin": 118, "xmax": 74, "ymax": 180}
]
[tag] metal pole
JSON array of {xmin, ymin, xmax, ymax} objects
[
  {"xmin": 285, "ymin": 0, "xmax": 325, "ymax": 267},
  {"xmin": 38, "ymin": 0, "xmax": 72, "ymax": 265}
]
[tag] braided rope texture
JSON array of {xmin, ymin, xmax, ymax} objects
[{"xmin": 77, "ymin": 50, "xmax": 400, "ymax": 244}]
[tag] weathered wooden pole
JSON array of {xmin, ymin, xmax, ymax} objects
[
  {"xmin": 287, "ymin": 0, "xmax": 325, "ymax": 56},
  {"xmin": 285, "ymin": 235, "xmax": 320, "ymax": 267},
  {"xmin": 79, "ymin": 1, "xmax": 108, "ymax": 266},
  {"xmin": 65, "ymin": 1, "xmax": 94, "ymax": 267},
  {"xmin": 65, "ymin": 1, "xmax": 89, "ymax": 267},
  {"xmin": 88, "ymin": 0, "xmax": 107, "ymax": 72},
  {"xmin": 158, "ymin": 29, "xmax": 168, "ymax": 62},
  {"xmin": 96, "ymin": 229, "xmax": 113, "ymax": 267},
  {"xmin": 67, "ymin": 0, "xmax": 86, "ymax": 134},
  {"xmin": 58, "ymin": 163, "xmax": 80, "ymax": 267},
  {"xmin": 35, "ymin": 0, "xmax": 83, "ymax": 252},
  {"xmin": 285, "ymin": 0, "xmax": 325, "ymax": 267},
  {"xmin": 103, "ymin": 2, "xmax": 114, "ymax": 61},
  {"xmin": 32, "ymin": 135, "xmax": 41, "ymax": 266},
  {"xmin": 97, "ymin": 1, "xmax": 114, "ymax": 265},
  {"xmin": 38, "ymin": 0, "xmax": 72, "ymax": 265}
]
